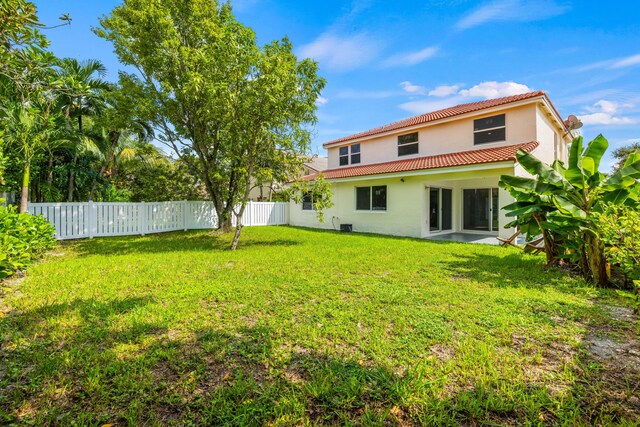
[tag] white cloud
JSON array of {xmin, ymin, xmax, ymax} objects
[
  {"xmin": 611, "ymin": 53, "xmax": 640, "ymax": 69},
  {"xmin": 586, "ymin": 100, "xmax": 621, "ymax": 115},
  {"xmin": 459, "ymin": 81, "xmax": 532, "ymax": 99},
  {"xmin": 580, "ymin": 100, "xmax": 637, "ymax": 125},
  {"xmin": 399, "ymin": 96, "xmax": 467, "ymax": 115},
  {"xmin": 456, "ymin": 0, "xmax": 569, "ymax": 30},
  {"xmin": 573, "ymin": 53, "xmax": 640, "ymax": 72},
  {"xmin": 299, "ymin": 32, "xmax": 381, "ymax": 72},
  {"xmin": 428, "ymin": 84, "xmax": 461, "ymax": 97},
  {"xmin": 382, "ymin": 46, "xmax": 438, "ymax": 67},
  {"xmin": 579, "ymin": 113, "xmax": 636, "ymax": 125},
  {"xmin": 315, "ymin": 96, "xmax": 329, "ymax": 106},
  {"xmin": 400, "ymin": 81, "xmax": 426, "ymax": 95}
]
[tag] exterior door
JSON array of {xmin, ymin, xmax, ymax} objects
[
  {"xmin": 463, "ymin": 188, "xmax": 499, "ymax": 232},
  {"xmin": 429, "ymin": 187, "xmax": 452, "ymax": 232}
]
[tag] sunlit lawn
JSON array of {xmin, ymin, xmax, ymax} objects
[{"xmin": 0, "ymin": 226, "xmax": 636, "ymax": 425}]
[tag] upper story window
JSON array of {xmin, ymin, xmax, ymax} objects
[
  {"xmin": 339, "ymin": 144, "xmax": 361, "ymax": 166},
  {"xmin": 474, "ymin": 114, "xmax": 506, "ymax": 145},
  {"xmin": 398, "ymin": 132, "xmax": 419, "ymax": 156}
]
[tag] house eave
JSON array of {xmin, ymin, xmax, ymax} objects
[{"xmin": 323, "ymin": 161, "xmax": 515, "ymax": 183}]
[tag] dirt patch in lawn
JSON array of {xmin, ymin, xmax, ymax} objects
[{"xmin": 582, "ymin": 304, "xmax": 640, "ymax": 421}]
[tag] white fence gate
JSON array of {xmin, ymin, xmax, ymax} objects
[{"xmin": 27, "ymin": 201, "xmax": 289, "ymax": 240}]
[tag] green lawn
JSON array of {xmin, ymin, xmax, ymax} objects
[{"xmin": 1, "ymin": 226, "xmax": 637, "ymax": 425}]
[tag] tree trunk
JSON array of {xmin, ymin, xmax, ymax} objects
[
  {"xmin": 585, "ymin": 233, "xmax": 608, "ymax": 287},
  {"xmin": 230, "ymin": 223, "xmax": 243, "ymax": 250},
  {"xmin": 20, "ymin": 163, "xmax": 30, "ymax": 213}
]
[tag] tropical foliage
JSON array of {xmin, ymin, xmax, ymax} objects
[
  {"xmin": 499, "ymin": 135, "xmax": 640, "ymax": 287},
  {"xmin": 594, "ymin": 204, "xmax": 640, "ymax": 293},
  {"xmin": 0, "ymin": 205, "xmax": 55, "ymax": 278},
  {"xmin": 0, "ymin": 1, "xmax": 208, "ymax": 207}
]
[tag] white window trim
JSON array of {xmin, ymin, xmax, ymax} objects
[
  {"xmin": 397, "ymin": 132, "xmax": 419, "ymax": 157},
  {"xmin": 473, "ymin": 114, "xmax": 507, "ymax": 145},
  {"xmin": 354, "ymin": 185, "xmax": 388, "ymax": 212}
]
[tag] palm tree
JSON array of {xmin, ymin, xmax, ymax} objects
[
  {"xmin": 54, "ymin": 58, "xmax": 111, "ymax": 201},
  {"xmin": 87, "ymin": 126, "xmax": 156, "ymax": 200},
  {"xmin": 2, "ymin": 99, "xmax": 65, "ymax": 212}
]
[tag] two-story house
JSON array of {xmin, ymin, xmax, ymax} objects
[{"xmin": 290, "ymin": 91, "xmax": 571, "ymax": 241}]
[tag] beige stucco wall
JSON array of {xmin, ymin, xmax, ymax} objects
[
  {"xmin": 327, "ymin": 104, "xmax": 538, "ymax": 169},
  {"xmin": 289, "ymin": 166, "xmax": 516, "ymax": 239}
]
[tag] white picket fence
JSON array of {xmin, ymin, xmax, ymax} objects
[{"xmin": 27, "ymin": 201, "xmax": 289, "ymax": 240}]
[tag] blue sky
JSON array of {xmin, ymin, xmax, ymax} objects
[{"xmin": 34, "ymin": 0, "xmax": 640, "ymax": 170}]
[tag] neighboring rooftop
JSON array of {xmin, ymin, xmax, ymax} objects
[
  {"xmin": 303, "ymin": 141, "xmax": 539, "ymax": 181},
  {"xmin": 323, "ymin": 91, "xmax": 561, "ymax": 147},
  {"xmin": 304, "ymin": 155, "xmax": 328, "ymax": 172}
]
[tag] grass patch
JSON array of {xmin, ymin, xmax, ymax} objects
[{"xmin": 0, "ymin": 226, "xmax": 637, "ymax": 425}]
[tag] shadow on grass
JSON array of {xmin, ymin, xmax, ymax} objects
[
  {"xmin": 63, "ymin": 230, "xmax": 300, "ymax": 257},
  {"xmin": 438, "ymin": 251, "xmax": 584, "ymax": 291},
  {"xmin": 3, "ymin": 302, "xmax": 634, "ymax": 426}
]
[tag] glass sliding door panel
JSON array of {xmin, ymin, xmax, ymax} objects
[
  {"xmin": 492, "ymin": 188, "xmax": 499, "ymax": 232},
  {"xmin": 429, "ymin": 188, "xmax": 440, "ymax": 231},
  {"xmin": 442, "ymin": 188, "xmax": 452, "ymax": 230},
  {"xmin": 463, "ymin": 189, "xmax": 490, "ymax": 231}
]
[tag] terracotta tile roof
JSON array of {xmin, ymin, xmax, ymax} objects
[
  {"xmin": 303, "ymin": 141, "xmax": 539, "ymax": 181},
  {"xmin": 323, "ymin": 91, "xmax": 549, "ymax": 147}
]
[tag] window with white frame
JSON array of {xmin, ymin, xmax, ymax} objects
[
  {"xmin": 397, "ymin": 132, "xmax": 419, "ymax": 156},
  {"xmin": 355, "ymin": 186, "xmax": 387, "ymax": 211},
  {"xmin": 339, "ymin": 144, "xmax": 361, "ymax": 166},
  {"xmin": 473, "ymin": 114, "xmax": 506, "ymax": 145}
]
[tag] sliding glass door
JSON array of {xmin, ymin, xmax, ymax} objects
[
  {"xmin": 463, "ymin": 188, "xmax": 499, "ymax": 232},
  {"xmin": 429, "ymin": 187, "xmax": 452, "ymax": 232}
]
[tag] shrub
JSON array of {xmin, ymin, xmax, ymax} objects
[
  {"xmin": 594, "ymin": 204, "xmax": 640, "ymax": 291},
  {"xmin": 0, "ymin": 205, "xmax": 56, "ymax": 278}
]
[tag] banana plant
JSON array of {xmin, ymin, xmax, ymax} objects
[{"xmin": 499, "ymin": 135, "xmax": 640, "ymax": 287}]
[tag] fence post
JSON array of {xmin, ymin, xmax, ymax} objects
[
  {"xmin": 183, "ymin": 200, "xmax": 188, "ymax": 231},
  {"xmin": 140, "ymin": 201, "xmax": 146, "ymax": 236},
  {"xmin": 87, "ymin": 202, "xmax": 93, "ymax": 238}
]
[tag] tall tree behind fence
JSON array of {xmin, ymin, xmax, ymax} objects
[{"xmin": 27, "ymin": 201, "xmax": 289, "ymax": 240}]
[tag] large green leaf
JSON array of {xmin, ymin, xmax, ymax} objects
[
  {"xmin": 515, "ymin": 149, "xmax": 569, "ymax": 189},
  {"xmin": 602, "ymin": 158, "xmax": 640, "ymax": 188},
  {"xmin": 568, "ymin": 136, "xmax": 583, "ymax": 170},
  {"xmin": 504, "ymin": 204, "xmax": 547, "ymax": 217},
  {"xmin": 582, "ymin": 134, "xmax": 608, "ymax": 176},
  {"xmin": 499, "ymin": 175, "xmax": 561, "ymax": 195},
  {"xmin": 601, "ymin": 188, "xmax": 630, "ymax": 205},
  {"xmin": 552, "ymin": 195, "xmax": 587, "ymax": 220}
]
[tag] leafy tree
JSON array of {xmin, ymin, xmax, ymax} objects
[
  {"xmin": 54, "ymin": 58, "xmax": 111, "ymax": 201},
  {"xmin": 0, "ymin": 0, "xmax": 55, "ymax": 98},
  {"xmin": 2, "ymin": 98, "xmax": 65, "ymax": 211},
  {"xmin": 612, "ymin": 142, "xmax": 640, "ymax": 172},
  {"xmin": 96, "ymin": 0, "xmax": 326, "ymax": 249},
  {"xmin": 87, "ymin": 87, "xmax": 154, "ymax": 200},
  {"xmin": 114, "ymin": 150, "xmax": 206, "ymax": 202},
  {"xmin": 500, "ymin": 135, "xmax": 640, "ymax": 287}
]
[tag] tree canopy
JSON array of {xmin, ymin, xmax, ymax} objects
[{"xmin": 95, "ymin": 0, "xmax": 327, "ymax": 249}]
